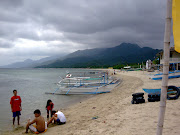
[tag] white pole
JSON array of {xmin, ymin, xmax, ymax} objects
[{"xmin": 156, "ymin": 0, "xmax": 172, "ymax": 135}]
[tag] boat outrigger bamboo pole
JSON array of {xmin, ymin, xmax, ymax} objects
[{"xmin": 156, "ymin": 0, "xmax": 172, "ymax": 135}]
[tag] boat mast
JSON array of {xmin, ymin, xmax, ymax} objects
[{"xmin": 156, "ymin": 0, "xmax": 172, "ymax": 135}]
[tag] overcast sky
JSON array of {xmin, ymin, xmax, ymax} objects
[{"xmin": 0, "ymin": 0, "xmax": 173, "ymax": 66}]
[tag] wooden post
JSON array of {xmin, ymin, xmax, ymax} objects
[
  {"xmin": 176, "ymin": 63, "xmax": 178, "ymax": 70},
  {"xmin": 156, "ymin": 0, "xmax": 172, "ymax": 135}
]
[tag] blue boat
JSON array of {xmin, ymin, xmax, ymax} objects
[
  {"xmin": 150, "ymin": 70, "xmax": 180, "ymax": 80},
  {"xmin": 143, "ymin": 87, "xmax": 180, "ymax": 94},
  {"xmin": 143, "ymin": 88, "xmax": 161, "ymax": 94}
]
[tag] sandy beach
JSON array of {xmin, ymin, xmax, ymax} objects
[{"xmin": 3, "ymin": 70, "xmax": 180, "ymax": 135}]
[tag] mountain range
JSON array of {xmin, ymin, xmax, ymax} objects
[
  {"xmin": 0, "ymin": 54, "xmax": 66, "ymax": 68},
  {"xmin": 1, "ymin": 43, "xmax": 161, "ymax": 68},
  {"xmin": 36, "ymin": 43, "xmax": 161, "ymax": 68}
]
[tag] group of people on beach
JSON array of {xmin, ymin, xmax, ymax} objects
[{"xmin": 10, "ymin": 90, "xmax": 66, "ymax": 134}]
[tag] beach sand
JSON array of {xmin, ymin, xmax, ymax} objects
[{"xmin": 2, "ymin": 70, "xmax": 180, "ymax": 135}]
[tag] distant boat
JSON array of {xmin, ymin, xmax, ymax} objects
[
  {"xmin": 150, "ymin": 70, "xmax": 180, "ymax": 80},
  {"xmin": 124, "ymin": 66, "xmax": 131, "ymax": 69}
]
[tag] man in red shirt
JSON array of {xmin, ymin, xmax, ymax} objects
[{"xmin": 10, "ymin": 90, "xmax": 22, "ymax": 125}]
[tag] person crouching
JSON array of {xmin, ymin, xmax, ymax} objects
[{"xmin": 47, "ymin": 110, "xmax": 66, "ymax": 126}]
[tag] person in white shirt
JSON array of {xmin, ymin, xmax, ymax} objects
[{"xmin": 47, "ymin": 110, "xmax": 66, "ymax": 126}]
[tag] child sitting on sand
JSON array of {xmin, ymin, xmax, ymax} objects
[
  {"xmin": 25, "ymin": 109, "xmax": 47, "ymax": 134},
  {"xmin": 46, "ymin": 99, "xmax": 54, "ymax": 119},
  {"xmin": 47, "ymin": 110, "xmax": 66, "ymax": 126}
]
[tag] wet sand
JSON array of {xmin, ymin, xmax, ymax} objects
[{"xmin": 2, "ymin": 70, "xmax": 180, "ymax": 135}]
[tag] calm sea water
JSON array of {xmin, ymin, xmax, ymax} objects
[{"xmin": 0, "ymin": 68, "xmax": 94, "ymax": 133}]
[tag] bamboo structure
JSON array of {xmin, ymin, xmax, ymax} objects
[{"xmin": 156, "ymin": 0, "xmax": 172, "ymax": 135}]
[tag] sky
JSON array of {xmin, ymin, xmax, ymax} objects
[{"xmin": 0, "ymin": 0, "xmax": 174, "ymax": 66}]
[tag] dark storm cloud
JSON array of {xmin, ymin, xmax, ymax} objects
[
  {"xmin": 23, "ymin": 0, "xmax": 167, "ymax": 48},
  {"xmin": 0, "ymin": 0, "xmax": 170, "ymax": 65},
  {"xmin": 0, "ymin": 0, "xmax": 25, "ymax": 24},
  {"xmin": 0, "ymin": 0, "xmax": 23, "ymax": 9},
  {"xmin": 0, "ymin": 0, "xmax": 167, "ymax": 48}
]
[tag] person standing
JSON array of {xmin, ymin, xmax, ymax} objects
[
  {"xmin": 46, "ymin": 99, "xmax": 54, "ymax": 119},
  {"xmin": 10, "ymin": 90, "xmax": 22, "ymax": 125}
]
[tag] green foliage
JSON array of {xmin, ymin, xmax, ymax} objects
[
  {"xmin": 128, "ymin": 63, "xmax": 140, "ymax": 68},
  {"xmin": 113, "ymin": 63, "xmax": 142, "ymax": 69},
  {"xmin": 152, "ymin": 56, "xmax": 160, "ymax": 64},
  {"xmin": 113, "ymin": 64, "xmax": 124, "ymax": 69}
]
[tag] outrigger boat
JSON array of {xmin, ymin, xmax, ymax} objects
[
  {"xmin": 149, "ymin": 70, "xmax": 180, "ymax": 80},
  {"xmin": 46, "ymin": 71, "xmax": 121, "ymax": 95},
  {"xmin": 143, "ymin": 87, "xmax": 180, "ymax": 94}
]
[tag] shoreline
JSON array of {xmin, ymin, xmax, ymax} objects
[
  {"xmin": 1, "ymin": 69, "xmax": 115, "ymax": 134},
  {"xmin": 2, "ymin": 70, "xmax": 180, "ymax": 135}
]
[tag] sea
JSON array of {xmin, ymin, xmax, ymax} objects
[{"xmin": 0, "ymin": 68, "xmax": 95, "ymax": 133}]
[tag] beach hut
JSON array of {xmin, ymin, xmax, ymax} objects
[{"xmin": 158, "ymin": 47, "xmax": 180, "ymax": 70}]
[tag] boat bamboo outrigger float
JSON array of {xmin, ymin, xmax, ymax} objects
[{"xmin": 46, "ymin": 71, "xmax": 121, "ymax": 95}]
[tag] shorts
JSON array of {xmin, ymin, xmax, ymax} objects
[
  {"xmin": 29, "ymin": 122, "xmax": 47, "ymax": 133},
  {"xmin": 56, "ymin": 118, "xmax": 66, "ymax": 125},
  {"xmin": 12, "ymin": 111, "xmax": 21, "ymax": 117}
]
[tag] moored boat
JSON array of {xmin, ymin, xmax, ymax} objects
[
  {"xmin": 150, "ymin": 70, "xmax": 180, "ymax": 80},
  {"xmin": 46, "ymin": 71, "xmax": 121, "ymax": 95}
]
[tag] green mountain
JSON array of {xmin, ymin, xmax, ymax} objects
[{"xmin": 36, "ymin": 43, "xmax": 161, "ymax": 68}]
